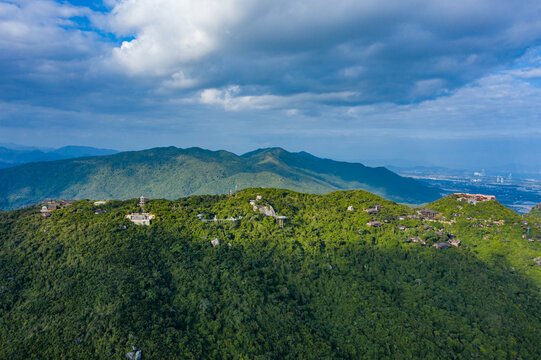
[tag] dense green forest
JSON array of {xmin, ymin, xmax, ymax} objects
[
  {"xmin": 0, "ymin": 189, "xmax": 539, "ymax": 359},
  {"xmin": 0, "ymin": 147, "xmax": 440, "ymax": 209}
]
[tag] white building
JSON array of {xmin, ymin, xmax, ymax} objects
[{"xmin": 125, "ymin": 213, "xmax": 155, "ymax": 225}]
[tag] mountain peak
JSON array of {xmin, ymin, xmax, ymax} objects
[{"xmin": 241, "ymin": 147, "xmax": 288, "ymax": 158}]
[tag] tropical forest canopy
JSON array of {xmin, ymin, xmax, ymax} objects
[{"xmin": 0, "ymin": 189, "xmax": 540, "ymax": 359}]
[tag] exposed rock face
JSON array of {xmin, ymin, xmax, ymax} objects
[
  {"xmin": 253, "ymin": 205, "xmax": 276, "ymax": 217},
  {"xmin": 449, "ymin": 238, "xmax": 461, "ymax": 247}
]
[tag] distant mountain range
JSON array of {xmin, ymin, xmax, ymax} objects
[
  {"xmin": 0, "ymin": 145, "xmax": 118, "ymax": 169},
  {"xmin": 0, "ymin": 146, "xmax": 441, "ymax": 209}
]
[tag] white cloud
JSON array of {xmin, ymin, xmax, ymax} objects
[
  {"xmin": 106, "ymin": 0, "xmax": 249, "ymax": 75},
  {"xmin": 409, "ymin": 79, "xmax": 447, "ymax": 98},
  {"xmin": 0, "ymin": 0, "xmax": 95, "ymax": 54},
  {"xmin": 509, "ymin": 67, "xmax": 541, "ymax": 78},
  {"xmin": 162, "ymin": 71, "xmax": 199, "ymax": 89},
  {"xmin": 343, "ymin": 70, "xmax": 541, "ymax": 138},
  {"xmin": 99, "ymin": 0, "xmax": 541, "ymax": 104},
  {"xmin": 199, "ymin": 86, "xmax": 357, "ymax": 111}
]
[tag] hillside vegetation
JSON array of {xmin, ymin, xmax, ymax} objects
[
  {"xmin": 527, "ymin": 203, "xmax": 541, "ymax": 219},
  {"xmin": 0, "ymin": 189, "xmax": 539, "ymax": 359},
  {"xmin": 0, "ymin": 147, "xmax": 440, "ymax": 209}
]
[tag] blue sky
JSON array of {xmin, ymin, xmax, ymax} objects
[{"xmin": 1, "ymin": 0, "xmax": 540, "ymax": 169}]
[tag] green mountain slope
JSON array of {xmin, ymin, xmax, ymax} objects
[
  {"xmin": 527, "ymin": 203, "xmax": 541, "ymax": 219},
  {"xmin": 0, "ymin": 147, "xmax": 440, "ymax": 209},
  {"xmin": 0, "ymin": 189, "xmax": 539, "ymax": 358}
]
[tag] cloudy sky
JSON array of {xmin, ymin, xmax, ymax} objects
[{"xmin": 1, "ymin": 0, "xmax": 541, "ymax": 169}]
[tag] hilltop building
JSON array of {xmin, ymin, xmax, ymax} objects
[
  {"xmin": 44, "ymin": 199, "xmax": 75, "ymax": 209},
  {"xmin": 409, "ymin": 236, "xmax": 426, "ymax": 245},
  {"xmin": 364, "ymin": 205, "xmax": 382, "ymax": 214},
  {"xmin": 452, "ymin": 193, "xmax": 496, "ymax": 202},
  {"xmin": 39, "ymin": 200, "xmax": 74, "ymax": 217},
  {"xmin": 40, "ymin": 206, "xmax": 51, "ymax": 218},
  {"xmin": 139, "ymin": 196, "xmax": 147, "ymax": 207},
  {"xmin": 125, "ymin": 213, "xmax": 155, "ymax": 225},
  {"xmin": 418, "ymin": 209, "xmax": 438, "ymax": 219},
  {"xmin": 433, "ymin": 242, "xmax": 452, "ymax": 249}
]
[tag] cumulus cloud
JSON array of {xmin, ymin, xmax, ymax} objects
[
  {"xmin": 199, "ymin": 86, "xmax": 358, "ymax": 111},
  {"xmin": 0, "ymin": 0, "xmax": 111, "ymax": 106},
  {"xmin": 105, "ymin": 0, "xmax": 249, "ymax": 75},
  {"xmin": 3, "ymin": 0, "xmax": 541, "ymax": 106},
  {"xmin": 0, "ymin": 0, "xmax": 540, "ymax": 168},
  {"xmin": 102, "ymin": 0, "xmax": 541, "ymax": 102},
  {"xmin": 0, "ymin": 1, "xmax": 99, "ymax": 59}
]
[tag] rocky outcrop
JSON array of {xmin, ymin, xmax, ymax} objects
[{"xmin": 253, "ymin": 204, "xmax": 276, "ymax": 217}]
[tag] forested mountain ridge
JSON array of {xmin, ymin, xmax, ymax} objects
[
  {"xmin": 0, "ymin": 146, "xmax": 441, "ymax": 209},
  {"xmin": 0, "ymin": 189, "xmax": 539, "ymax": 359}
]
